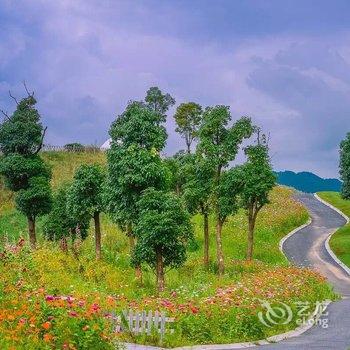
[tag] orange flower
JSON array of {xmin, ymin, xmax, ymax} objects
[
  {"xmin": 43, "ymin": 333, "xmax": 53, "ymax": 343},
  {"xmin": 42, "ymin": 321, "xmax": 51, "ymax": 330}
]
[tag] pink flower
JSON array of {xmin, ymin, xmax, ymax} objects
[
  {"xmin": 68, "ymin": 311, "xmax": 78, "ymax": 317},
  {"xmin": 45, "ymin": 295, "xmax": 55, "ymax": 301}
]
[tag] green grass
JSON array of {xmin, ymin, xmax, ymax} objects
[
  {"xmin": 0, "ymin": 152, "xmax": 336, "ymax": 348},
  {"xmin": 317, "ymin": 191, "xmax": 350, "ymax": 267}
]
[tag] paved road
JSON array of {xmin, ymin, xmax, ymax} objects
[
  {"xmin": 258, "ymin": 192, "xmax": 350, "ymax": 350},
  {"xmin": 125, "ymin": 193, "xmax": 350, "ymax": 350}
]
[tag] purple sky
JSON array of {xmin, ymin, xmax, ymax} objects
[{"xmin": 1, "ymin": 0, "xmax": 350, "ymax": 178}]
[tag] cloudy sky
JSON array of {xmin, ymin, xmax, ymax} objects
[{"xmin": 1, "ymin": 0, "xmax": 350, "ymax": 178}]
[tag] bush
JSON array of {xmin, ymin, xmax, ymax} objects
[{"xmin": 64, "ymin": 143, "xmax": 85, "ymax": 152}]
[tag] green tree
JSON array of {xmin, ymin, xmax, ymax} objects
[
  {"xmin": 106, "ymin": 99, "xmax": 168, "ymax": 278},
  {"xmin": 182, "ymin": 156, "xmax": 214, "ymax": 268},
  {"xmin": 197, "ymin": 105, "xmax": 253, "ymax": 275},
  {"xmin": 145, "ymin": 86, "xmax": 175, "ymax": 118},
  {"xmin": 43, "ymin": 183, "xmax": 89, "ymax": 249},
  {"xmin": 174, "ymin": 102, "xmax": 202, "ymax": 153},
  {"xmin": 68, "ymin": 164, "xmax": 106, "ymax": 260},
  {"xmin": 132, "ymin": 188, "xmax": 193, "ymax": 292},
  {"xmin": 340, "ymin": 132, "xmax": 350, "ymax": 199},
  {"xmin": 165, "ymin": 151, "xmax": 195, "ymax": 196},
  {"xmin": 0, "ymin": 90, "xmax": 52, "ymax": 249},
  {"xmin": 239, "ymin": 136, "xmax": 276, "ymax": 260}
]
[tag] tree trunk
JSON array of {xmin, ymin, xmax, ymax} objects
[
  {"xmin": 246, "ymin": 209, "xmax": 257, "ymax": 261},
  {"xmin": 156, "ymin": 249, "xmax": 165, "ymax": 293},
  {"xmin": 28, "ymin": 216, "xmax": 36, "ymax": 250},
  {"xmin": 216, "ymin": 219, "xmax": 224, "ymax": 275},
  {"xmin": 203, "ymin": 212, "xmax": 209, "ymax": 268},
  {"xmin": 94, "ymin": 211, "xmax": 101, "ymax": 260},
  {"xmin": 127, "ymin": 223, "xmax": 143, "ymax": 282},
  {"xmin": 176, "ymin": 183, "xmax": 181, "ymax": 196},
  {"xmin": 60, "ymin": 236, "xmax": 68, "ymax": 253}
]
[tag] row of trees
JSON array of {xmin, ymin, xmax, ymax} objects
[{"xmin": 0, "ymin": 85, "xmax": 275, "ymax": 291}]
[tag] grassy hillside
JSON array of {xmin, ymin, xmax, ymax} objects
[
  {"xmin": 317, "ymin": 191, "xmax": 350, "ymax": 267},
  {"xmin": 0, "ymin": 152, "xmax": 336, "ymax": 349}
]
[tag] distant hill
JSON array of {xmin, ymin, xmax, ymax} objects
[{"xmin": 275, "ymin": 171, "xmax": 342, "ymax": 193}]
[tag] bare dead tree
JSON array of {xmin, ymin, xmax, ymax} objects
[
  {"xmin": 8, "ymin": 91, "xmax": 18, "ymax": 105},
  {"xmin": 34, "ymin": 126, "xmax": 47, "ymax": 154},
  {"xmin": 23, "ymin": 80, "xmax": 34, "ymax": 97},
  {"xmin": 0, "ymin": 109, "xmax": 9, "ymax": 120}
]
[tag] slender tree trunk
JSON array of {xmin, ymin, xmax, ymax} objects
[
  {"xmin": 127, "ymin": 223, "xmax": 143, "ymax": 282},
  {"xmin": 94, "ymin": 211, "xmax": 101, "ymax": 260},
  {"xmin": 215, "ymin": 165, "xmax": 224, "ymax": 275},
  {"xmin": 186, "ymin": 143, "xmax": 191, "ymax": 154},
  {"xmin": 203, "ymin": 212, "xmax": 209, "ymax": 268},
  {"xmin": 60, "ymin": 236, "xmax": 68, "ymax": 253},
  {"xmin": 28, "ymin": 216, "xmax": 36, "ymax": 250},
  {"xmin": 216, "ymin": 218, "xmax": 224, "ymax": 275},
  {"xmin": 156, "ymin": 249, "xmax": 165, "ymax": 293},
  {"xmin": 176, "ymin": 183, "xmax": 181, "ymax": 196},
  {"xmin": 246, "ymin": 207, "xmax": 258, "ymax": 261}
]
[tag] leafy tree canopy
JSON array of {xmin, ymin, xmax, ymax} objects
[
  {"xmin": 68, "ymin": 164, "xmax": 106, "ymax": 219},
  {"xmin": 239, "ymin": 143, "xmax": 276, "ymax": 210},
  {"xmin": 132, "ymin": 188, "xmax": 193, "ymax": 270},
  {"xmin": 174, "ymin": 102, "xmax": 202, "ymax": 153},
  {"xmin": 106, "ymin": 145, "xmax": 169, "ymax": 225},
  {"xmin": 197, "ymin": 105, "xmax": 253, "ymax": 170},
  {"xmin": 0, "ymin": 95, "xmax": 44, "ymax": 156},
  {"xmin": 145, "ymin": 86, "xmax": 175, "ymax": 118},
  {"xmin": 340, "ymin": 132, "xmax": 350, "ymax": 199},
  {"xmin": 164, "ymin": 151, "xmax": 196, "ymax": 195},
  {"xmin": 43, "ymin": 183, "xmax": 89, "ymax": 241},
  {"xmin": 109, "ymin": 101, "xmax": 167, "ymax": 151},
  {"xmin": 182, "ymin": 155, "xmax": 214, "ymax": 215},
  {"xmin": 15, "ymin": 176, "xmax": 52, "ymax": 220},
  {"xmin": 0, "ymin": 154, "xmax": 51, "ymax": 191},
  {"xmin": 216, "ymin": 166, "xmax": 244, "ymax": 222}
]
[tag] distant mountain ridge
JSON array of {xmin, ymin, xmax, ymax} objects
[{"xmin": 275, "ymin": 171, "xmax": 342, "ymax": 193}]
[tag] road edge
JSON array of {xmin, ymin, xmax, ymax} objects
[
  {"xmin": 123, "ymin": 214, "xmax": 329, "ymax": 350},
  {"xmin": 314, "ymin": 193, "xmax": 350, "ymax": 277},
  {"xmin": 279, "ymin": 218, "xmax": 312, "ymax": 259}
]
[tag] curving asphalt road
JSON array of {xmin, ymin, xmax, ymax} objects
[
  {"xmin": 258, "ymin": 192, "xmax": 350, "ymax": 350},
  {"xmin": 126, "ymin": 193, "xmax": 350, "ymax": 350}
]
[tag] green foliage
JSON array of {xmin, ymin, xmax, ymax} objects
[
  {"xmin": 0, "ymin": 93, "xmax": 52, "ymax": 230},
  {"xmin": 165, "ymin": 151, "xmax": 196, "ymax": 195},
  {"xmin": 107, "ymin": 145, "xmax": 168, "ymax": 226},
  {"xmin": 217, "ymin": 167, "xmax": 244, "ymax": 222},
  {"xmin": 145, "ymin": 86, "xmax": 175, "ymax": 118},
  {"xmin": 340, "ymin": 132, "xmax": 350, "ymax": 199},
  {"xmin": 15, "ymin": 176, "xmax": 52, "ymax": 219},
  {"xmin": 43, "ymin": 183, "xmax": 89, "ymax": 241},
  {"xmin": 132, "ymin": 188, "xmax": 193, "ymax": 269},
  {"xmin": 68, "ymin": 164, "xmax": 106, "ymax": 218},
  {"xmin": 197, "ymin": 106, "xmax": 253, "ymax": 170},
  {"xmin": 174, "ymin": 102, "xmax": 202, "ymax": 152},
  {"xmin": 109, "ymin": 101, "xmax": 167, "ymax": 151},
  {"xmin": 107, "ymin": 95, "xmax": 169, "ymax": 230},
  {"xmin": 182, "ymin": 156, "xmax": 214, "ymax": 215},
  {"xmin": 0, "ymin": 154, "xmax": 51, "ymax": 191},
  {"xmin": 317, "ymin": 191, "xmax": 350, "ymax": 268},
  {"xmin": 0, "ymin": 96, "xmax": 43, "ymax": 156},
  {"xmin": 239, "ymin": 142, "xmax": 276, "ymax": 211}
]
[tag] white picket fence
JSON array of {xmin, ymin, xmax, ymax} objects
[{"xmin": 112, "ymin": 310, "xmax": 174, "ymax": 337}]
